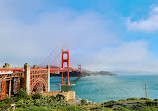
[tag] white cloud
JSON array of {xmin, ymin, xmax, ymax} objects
[
  {"xmin": 0, "ymin": 1, "xmax": 119, "ymax": 67},
  {"xmin": 127, "ymin": 6, "xmax": 158, "ymax": 32},
  {"xmin": 82, "ymin": 40, "xmax": 156, "ymax": 74},
  {"xmin": 0, "ymin": 1, "xmax": 158, "ymax": 74}
]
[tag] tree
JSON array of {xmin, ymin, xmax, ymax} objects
[{"xmin": 81, "ymin": 99, "xmax": 87, "ymax": 105}]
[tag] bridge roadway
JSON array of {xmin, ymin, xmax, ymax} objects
[
  {"xmin": 0, "ymin": 63, "xmax": 80, "ymax": 100},
  {"xmin": 0, "ymin": 67, "xmax": 78, "ymax": 74}
]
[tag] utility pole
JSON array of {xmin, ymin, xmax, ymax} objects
[
  {"xmin": 60, "ymin": 84, "xmax": 61, "ymax": 91},
  {"xmin": 75, "ymin": 104, "xmax": 76, "ymax": 111},
  {"xmin": 145, "ymin": 81, "xmax": 147, "ymax": 98},
  {"xmin": 102, "ymin": 102, "xmax": 104, "ymax": 111}
]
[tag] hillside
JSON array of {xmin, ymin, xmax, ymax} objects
[{"xmin": 82, "ymin": 69, "xmax": 117, "ymax": 76}]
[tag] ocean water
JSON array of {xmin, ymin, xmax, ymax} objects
[{"xmin": 50, "ymin": 75, "xmax": 158, "ymax": 103}]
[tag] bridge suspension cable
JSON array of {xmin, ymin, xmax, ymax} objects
[
  {"xmin": 37, "ymin": 47, "xmax": 57, "ymax": 68},
  {"xmin": 49, "ymin": 50, "xmax": 62, "ymax": 67}
]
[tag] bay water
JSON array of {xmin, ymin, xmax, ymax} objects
[{"xmin": 50, "ymin": 75, "xmax": 158, "ymax": 103}]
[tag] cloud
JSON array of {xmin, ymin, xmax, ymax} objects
[
  {"xmin": 0, "ymin": 1, "xmax": 158, "ymax": 74},
  {"xmin": 0, "ymin": 1, "xmax": 120, "ymax": 67},
  {"xmin": 82, "ymin": 40, "xmax": 156, "ymax": 74},
  {"xmin": 126, "ymin": 5, "xmax": 158, "ymax": 32}
]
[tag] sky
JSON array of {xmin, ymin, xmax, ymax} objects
[{"xmin": 0, "ymin": 0, "xmax": 158, "ymax": 74}]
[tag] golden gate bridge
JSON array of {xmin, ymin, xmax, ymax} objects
[{"xmin": 0, "ymin": 48, "xmax": 82, "ymax": 100}]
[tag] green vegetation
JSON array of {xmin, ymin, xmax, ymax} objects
[
  {"xmin": 0, "ymin": 89, "xmax": 84, "ymax": 111},
  {"xmin": 126, "ymin": 97, "xmax": 138, "ymax": 101},
  {"xmin": 81, "ymin": 99, "xmax": 87, "ymax": 105},
  {"xmin": 118, "ymin": 99, "xmax": 126, "ymax": 102},
  {"xmin": 2, "ymin": 91, "xmax": 158, "ymax": 111},
  {"xmin": 87, "ymin": 97, "xmax": 158, "ymax": 111},
  {"xmin": 103, "ymin": 100, "xmax": 119, "ymax": 108}
]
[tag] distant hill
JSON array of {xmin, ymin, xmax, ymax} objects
[
  {"xmin": 82, "ymin": 69, "xmax": 117, "ymax": 76},
  {"xmin": 50, "ymin": 69, "xmax": 117, "ymax": 77}
]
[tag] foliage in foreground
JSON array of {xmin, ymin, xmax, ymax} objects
[
  {"xmin": 90, "ymin": 97, "xmax": 158, "ymax": 111},
  {"xmin": 2, "ymin": 90, "xmax": 158, "ymax": 111},
  {"xmin": 0, "ymin": 89, "xmax": 84, "ymax": 111},
  {"xmin": 15, "ymin": 106, "xmax": 84, "ymax": 111}
]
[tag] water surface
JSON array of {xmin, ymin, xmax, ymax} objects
[{"xmin": 50, "ymin": 75, "xmax": 158, "ymax": 103}]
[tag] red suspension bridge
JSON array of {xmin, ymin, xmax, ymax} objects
[{"xmin": 0, "ymin": 48, "xmax": 82, "ymax": 100}]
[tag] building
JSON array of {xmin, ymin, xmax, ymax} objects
[{"xmin": 42, "ymin": 90, "xmax": 75, "ymax": 101}]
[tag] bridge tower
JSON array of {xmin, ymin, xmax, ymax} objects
[
  {"xmin": 61, "ymin": 48, "xmax": 70, "ymax": 84},
  {"xmin": 0, "ymin": 79, "xmax": 6, "ymax": 100},
  {"xmin": 78, "ymin": 65, "xmax": 82, "ymax": 77}
]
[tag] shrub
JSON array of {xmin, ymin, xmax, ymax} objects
[
  {"xmin": 103, "ymin": 100, "xmax": 119, "ymax": 108},
  {"xmin": 88, "ymin": 101, "xmax": 92, "ymax": 105},
  {"xmin": 126, "ymin": 97, "xmax": 138, "ymax": 101},
  {"xmin": 127, "ymin": 104, "xmax": 153, "ymax": 111},
  {"xmin": 0, "ymin": 101, "xmax": 12, "ymax": 111},
  {"xmin": 154, "ymin": 99, "xmax": 158, "ymax": 101},
  {"xmin": 90, "ymin": 106, "xmax": 103, "ymax": 110},
  {"xmin": 139, "ymin": 97, "xmax": 152, "ymax": 101},
  {"xmin": 118, "ymin": 99, "xmax": 126, "ymax": 102},
  {"xmin": 50, "ymin": 95, "xmax": 56, "ymax": 100},
  {"xmin": 145, "ymin": 101, "xmax": 158, "ymax": 106},
  {"xmin": 81, "ymin": 99, "xmax": 87, "ymax": 105},
  {"xmin": 65, "ymin": 106, "xmax": 84, "ymax": 111},
  {"xmin": 14, "ymin": 89, "xmax": 30, "ymax": 101},
  {"xmin": 123, "ymin": 104, "xmax": 134, "ymax": 109},
  {"xmin": 113, "ymin": 106, "xmax": 128, "ymax": 111},
  {"xmin": 32, "ymin": 93, "xmax": 42, "ymax": 99},
  {"xmin": 16, "ymin": 99, "xmax": 34, "ymax": 108},
  {"xmin": 1, "ymin": 97, "xmax": 14, "ymax": 104},
  {"xmin": 34, "ymin": 95, "xmax": 67, "ymax": 108},
  {"xmin": 56, "ymin": 94, "xmax": 65, "ymax": 101},
  {"xmin": 15, "ymin": 106, "xmax": 54, "ymax": 111}
]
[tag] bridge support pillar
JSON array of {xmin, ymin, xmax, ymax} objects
[
  {"xmin": 47, "ymin": 65, "xmax": 50, "ymax": 92},
  {"xmin": 9, "ymin": 80, "xmax": 12, "ymax": 97},
  {"xmin": 24, "ymin": 63, "xmax": 31, "ymax": 94},
  {"xmin": 0, "ymin": 80, "xmax": 6, "ymax": 100},
  {"xmin": 67, "ymin": 71, "xmax": 70, "ymax": 84},
  {"xmin": 61, "ymin": 72, "xmax": 63, "ymax": 84},
  {"xmin": 18, "ymin": 77, "xmax": 20, "ymax": 91}
]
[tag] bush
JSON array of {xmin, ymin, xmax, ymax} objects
[
  {"xmin": 56, "ymin": 94, "xmax": 65, "ymax": 101},
  {"xmin": 0, "ymin": 97, "xmax": 15, "ymax": 110},
  {"xmin": 154, "ymin": 99, "xmax": 158, "ymax": 101},
  {"xmin": 34, "ymin": 95, "xmax": 67, "ymax": 108},
  {"xmin": 50, "ymin": 95, "xmax": 56, "ymax": 100},
  {"xmin": 145, "ymin": 101, "xmax": 158, "ymax": 106},
  {"xmin": 88, "ymin": 101, "xmax": 92, "ymax": 105},
  {"xmin": 139, "ymin": 97, "xmax": 152, "ymax": 101},
  {"xmin": 0, "ymin": 97, "xmax": 14, "ymax": 104},
  {"xmin": 113, "ymin": 106, "xmax": 128, "ymax": 111},
  {"xmin": 32, "ymin": 93, "xmax": 42, "ymax": 99},
  {"xmin": 126, "ymin": 104, "xmax": 153, "ymax": 111},
  {"xmin": 64, "ymin": 106, "xmax": 84, "ymax": 111},
  {"xmin": 103, "ymin": 100, "xmax": 119, "ymax": 108},
  {"xmin": 118, "ymin": 99, "xmax": 126, "ymax": 102},
  {"xmin": 127, "ymin": 97, "xmax": 138, "ymax": 101},
  {"xmin": 15, "ymin": 106, "xmax": 54, "ymax": 111},
  {"xmin": 14, "ymin": 89, "xmax": 30, "ymax": 101},
  {"xmin": 81, "ymin": 99, "xmax": 87, "ymax": 105},
  {"xmin": 16, "ymin": 99, "xmax": 34, "ymax": 108},
  {"xmin": 90, "ymin": 106, "xmax": 103, "ymax": 110},
  {"xmin": 0, "ymin": 101, "xmax": 12, "ymax": 111}
]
